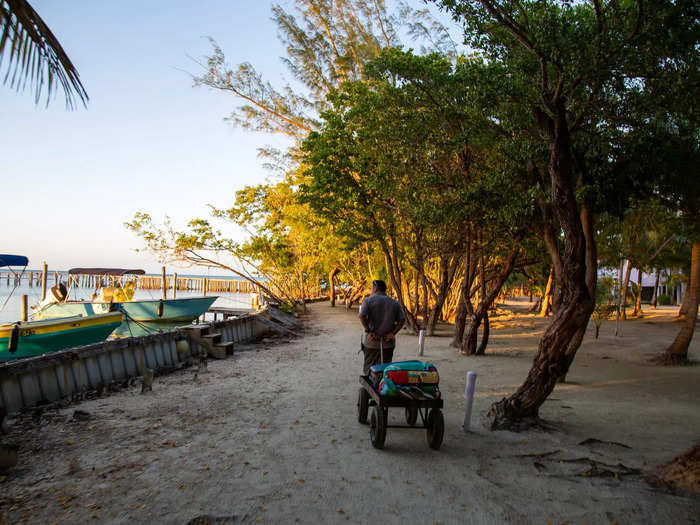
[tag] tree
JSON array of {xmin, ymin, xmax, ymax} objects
[
  {"xmin": 1, "ymin": 0, "xmax": 87, "ymax": 107},
  {"xmin": 620, "ymin": 0, "xmax": 699, "ymax": 362},
  {"xmin": 300, "ymin": 70, "xmax": 465, "ymax": 333},
  {"xmin": 130, "ymin": 1, "xmax": 458, "ymax": 294},
  {"xmin": 191, "ymin": 1, "xmax": 455, "ymax": 141},
  {"xmin": 435, "ymin": 0, "xmax": 654, "ymax": 429}
]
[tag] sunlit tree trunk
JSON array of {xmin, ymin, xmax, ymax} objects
[
  {"xmin": 633, "ymin": 269, "xmax": 643, "ymax": 316},
  {"xmin": 475, "ymin": 310, "xmax": 490, "ymax": 355},
  {"xmin": 621, "ymin": 261, "xmax": 632, "ymax": 320},
  {"xmin": 426, "ymin": 255, "xmax": 459, "ymax": 336},
  {"xmin": 658, "ymin": 242, "xmax": 699, "ymax": 364},
  {"xmin": 461, "ymin": 247, "xmax": 518, "ymax": 355},
  {"xmin": 615, "ymin": 258, "xmax": 624, "ymax": 336},
  {"xmin": 329, "ymin": 267, "xmax": 340, "ymax": 306},
  {"xmin": 539, "ymin": 265, "xmax": 554, "ymax": 317}
]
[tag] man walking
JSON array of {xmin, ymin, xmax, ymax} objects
[{"xmin": 359, "ymin": 280, "xmax": 405, "ymax": 373}]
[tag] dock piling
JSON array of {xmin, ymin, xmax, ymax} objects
[
  {"xmin": 41, "ymin": 262, "xmax": 48, "ymax": 301},
  {"xmin": 20, "ymin": 295, "xmax": 28, "ymax": 322}
]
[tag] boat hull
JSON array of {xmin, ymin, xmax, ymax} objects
[
  {"xmin": 0, "ymin": 312, "xmax": 124, "ymax": 361},
  {"xmin": 37, "ymin": 296, "xmax": 218, "ymax": 323}
]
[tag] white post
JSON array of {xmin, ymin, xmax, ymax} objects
[
  {"xmin": 418, "ymin": 329, "xmax": 425, "ymax": 356},
  {"xmin": 462, "ymin": 371, "xmax": 478, "ymax": 432}
]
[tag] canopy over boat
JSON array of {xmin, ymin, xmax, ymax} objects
[
  {"xmin": 0, "ymin": 255, "xmax": 28, "ymax": 268},
  {"xmin": 68, "ymin": 268, "xmax": 145, "ymax": 276}
]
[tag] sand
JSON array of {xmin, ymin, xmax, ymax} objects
[{"xmin": 0, "ymin": 299, "xmax": 698, "ymax": 524}]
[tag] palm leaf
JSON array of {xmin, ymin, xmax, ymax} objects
[{"xmin": 0, "ymin": 0, "xmax": 87, "ymax": 108}]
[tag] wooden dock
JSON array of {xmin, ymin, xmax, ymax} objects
[{"xmin": 0, "ymin": 270, "xmax": 262, "ymax": 295}]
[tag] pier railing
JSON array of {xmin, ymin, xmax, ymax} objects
[{"xmin": 0, "ymin": 270, "xmax": 262, "ymax": 295}]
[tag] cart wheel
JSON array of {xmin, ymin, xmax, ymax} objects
[
  {"xmin": 426, "ymin": 409, "xmax": 444, "ymax": 450},
  {"xmin": 357, "ymin": 388, "xmax": 369, "ymax": 424},
  {"xmin": 405, "ymin": 406, "xmax": 418, "ymax": 426},
  {"xmin": 369, "ymin": 407, "xmax": 387, "ymax": 449}
]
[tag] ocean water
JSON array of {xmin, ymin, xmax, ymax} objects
[{"xmin": 0, "ymin": 274, "xmax": 251, "ymax": 325}]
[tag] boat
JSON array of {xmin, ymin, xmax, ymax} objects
[
  {"xmin": 0, "ymin": 312, "xmax": 124, "ymax": 361},
  {"xmin": 33, "ymin": 267, "xmax": 217, "ymax": 324},
  {"xmin": 0, "ymin": 255, "xmax": 123, "ymax": 361}
]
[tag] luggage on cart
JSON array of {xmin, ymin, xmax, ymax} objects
[{"xmin": 369, "ymin": 360, "xmax": 440, "ymax": 399}]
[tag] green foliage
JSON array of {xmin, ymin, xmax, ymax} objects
[
  {"xmin": 1, "ymin": 0, "xmax": 88, "ymax": 108},
  {"xmin": 592, "ymin": 277, "xmax": 617, "ymax": 338},
  {"xmin": 657, "ymin": 294, "xmax": 672, "ymax": 306},
  {"xmin": 597, "ymin": 199, "xmax": 682, "ymax": 273},
  {"xmin": 192, "ymin": 0, "xmax": 458, "ymax": 141}
]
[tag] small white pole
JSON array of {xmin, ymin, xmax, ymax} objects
[
  {"xmin": 462, "ymin": 370, "xmax": 477, "ymax": 432},
  {"xmin": 418, "ymin": 329, "xmax": 425, "ymax": 356}
]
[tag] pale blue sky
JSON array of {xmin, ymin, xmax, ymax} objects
[
  {"xmin": 1, "ymin": 0, "xmax": 456, "ymax": 274},
  {"xmin": 2, "ymin": 0, "xmax": 294, "ymax": 273}
]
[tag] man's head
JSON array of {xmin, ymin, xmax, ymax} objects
[{"xmin": 371, "ymin": 280, "xmax": 387, "ymax": 295}]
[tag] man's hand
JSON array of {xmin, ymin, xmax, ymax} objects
[
  {"xmin": 367, "ymin": 332, "xmax": 380, "ymax": 341},
  {"xmin": 383, "ymin": 333, "xmax": 395, "ymax": 343}
]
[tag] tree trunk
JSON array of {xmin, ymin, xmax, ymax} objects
[
  {"xmin": 461, "ymin": 246, "xmax": 518, "ymax": 355},
  {"xmin": 452, "ymin": 228, "xmax": 474, "ymax": 347},
  {"xmin": 487, "ymin": 102, "xmax": 594, "ymax": 430},
  {"xmin": 633, "ymin": 269, "xmax": 643, "ymax": 316},
  {"xmin": 539, "ymin": 265, "xmax": 554, "ymax": 317},
  {"xmin": 658, "ymin": 242, "xmax": 699, "ymax": 364},
  {"xmin": 426, "ymin": 255, "xmax": 458, "ymax": 337},
  {"xmin": 381, "ymin": 246, "xmax": 419, "ymax": 333},
  {"xmin": 420, "ymin": 271, "xmax": 429, "ymax": 331},
  {"xmin": 678, "ymin": 280, "xmax": 692, "ymax": 317},
  {"xmin": 462, "ymin": 314, "xmax": 481, "ymax": 355},
  {"xmin": 452, "ymin": 282, "xmax": 468, "ymax": 348},
  {"xmin": 558, "ymin": 204, "xmax": 597, "ymax": 383},
  {"xmin": 621, "ymin": 261, "xmax": 632, "ymax": 320},
  {"xmin": 329, "ymin": 268, "xmax": 340, "ymax": 307},
  {"xmin": 475, "ymin": 248, "xmax": 490, "ymax": 355},
  {"xmin": 412, "ymin": 268, "xmax": 419, "ymax": 320},
  {"xmin": 651, "ymin": 269, "xmax": 660, "ymax": 308},
  {"xmin": 475, "ymin": 310, "xmax": 490, "ymax": 355},
  {"xmin": 463, "ymin": 246, "xmax": 488, "ymax": 356},
  {"xmin": 615, "ymin": 258, "xmax": 623, "ymax": 336}
]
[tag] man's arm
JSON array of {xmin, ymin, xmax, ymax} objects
[
  {"xmin": 391, "ymin": 318, "xmax": 405, "ymax": 335},
  {"xmin": 383, "ymin": 304, "xmax": 405, "ymax": 342},
  {"xmin": 359, "ymin": 314, "xmax": 371, "ymax": 332},
  {"xmin": 359, "ymin": 300, "xmax": 379, "ymax": 341}
]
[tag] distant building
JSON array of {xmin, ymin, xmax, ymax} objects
[{"xmin": 631, "ymin": 269, "xmax": 686, "ymax": 305}]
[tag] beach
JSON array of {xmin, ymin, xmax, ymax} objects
[{"xmin": 0, "ymin": 299, "xmax": 698, "ymax": 524}]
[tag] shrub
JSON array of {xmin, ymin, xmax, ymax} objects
[{"xmin": 657, "ymin": 294, "xmax": 672, "ymax": 306}]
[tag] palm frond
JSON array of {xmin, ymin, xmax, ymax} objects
[{"xmin": 0, "ymin": 0, "xmax": 87, "ymax": 109}]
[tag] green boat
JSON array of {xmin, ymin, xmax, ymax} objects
[
  {"xmin": 0, "ymin": 255, "xmax": 123, "ymax": 361},
  {"xmin": 0, "ymin": 312, "xmax": 124, "ymax": 361}
]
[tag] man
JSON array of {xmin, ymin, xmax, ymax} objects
[{"xmin": 358, "ymin": 280, "xmax": 405, "ymax": 373}]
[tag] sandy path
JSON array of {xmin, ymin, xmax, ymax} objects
[{"xmin": 1, "ymin": 301, "xmax": 698, "ymax": 524}]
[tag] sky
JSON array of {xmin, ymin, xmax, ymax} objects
[
  {"xmin": 1, "ymin": 0, "xmax": 295, "ymax": 273},
  {"xmin": 1, "ymin": 0, "xmax": 457, "ymax": 275}
]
